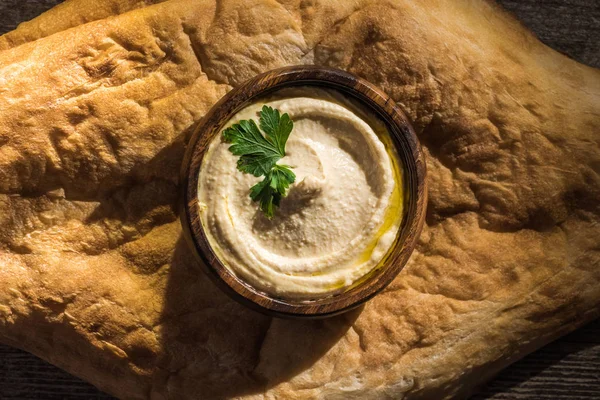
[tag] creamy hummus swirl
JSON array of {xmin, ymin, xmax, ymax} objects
[{"xmin": 198, "ymin": 89, "xmax": 403, "ymax": 299}]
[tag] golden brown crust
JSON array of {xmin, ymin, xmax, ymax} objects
[
  {"xmin": 0, "ymin": 0, "xmax": 598, "ymax": 399},
  {"xmin": 0, "ymin": 0, "xmax": 165, "ymax": 51}
]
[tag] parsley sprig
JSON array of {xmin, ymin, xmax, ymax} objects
[{"xmin": 223, "ymin": 106, "xmax": 296, "ymax": 218}]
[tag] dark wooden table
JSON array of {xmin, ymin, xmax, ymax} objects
[{"xmin": 0, "ymin": 1, "xmax": 598, "ymax": 399}]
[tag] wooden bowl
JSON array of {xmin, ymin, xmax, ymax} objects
[{"xmin": 181, "ymin": 66, "xmax": 427, "ymax": 318}]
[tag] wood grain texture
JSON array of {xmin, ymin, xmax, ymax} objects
[
  {"xmin": 474, "ymin": 320, "xmax": 600, "ymax": 400},
  {"xmin": 181, "ymin": 66, "xmax": 427, "ymax": 317},
  {"xmin": 0, "ymin": 0, "xmax": 58, "ymax": 33},
  {"xmin": 0, "ymin": 0, "xmax": 598, "ymax": 399}
]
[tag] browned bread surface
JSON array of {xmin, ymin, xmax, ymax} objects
[
  {"xmin": 0, "ymin": 0, "xmax": 166, "ymax": 51},
  {"xmin": 0, "ymin": 0, "xmax": 598, "ymax": 399}
]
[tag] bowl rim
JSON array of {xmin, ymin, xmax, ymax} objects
[{"xmin": 180, "ymin": 65, "xmax": 427, "ymax": 318}]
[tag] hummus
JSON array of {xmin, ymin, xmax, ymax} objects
[{"xmin": 198, "ymin": 88, "xmax": 404, "ymax": 300}]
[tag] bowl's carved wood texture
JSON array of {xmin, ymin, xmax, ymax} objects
[{"xmin": 182, "ymin": 66, "xmax": 427, "ymax": 317}]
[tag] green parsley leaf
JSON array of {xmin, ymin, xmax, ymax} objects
[
  {"xmin": 223, "ymin": 119, "xmax": 281, "ymax": 177},
  {"xmin": 259, "ymin": 105, "xmax": 293, "ymax": 156},
  {"xmin": 223, "ymin": 106, "xmax": 296, "ymax": 218},
  {"xmin": 249, "ymin": 175, "xmax": 278, "ymax": 218},
  {"xmin": 269, "ymin": 164, "xmax": 296, "ymax": 196},
  {"xmin": 249, "ymin": 165, "xmax": 296, "ymax": 218}
]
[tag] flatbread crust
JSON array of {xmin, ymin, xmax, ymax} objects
[
  {"xmin": 0, "ymin": 0, "xmax": 598, "ymax": 399},
  {"xmin": 0, "ymin": 0, "xmax": 166, "ymax": 51}
]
